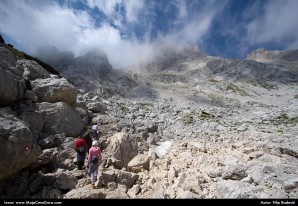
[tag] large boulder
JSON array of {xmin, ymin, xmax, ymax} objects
[
  {"xmin": 15, "ymin": 60, "xmax": 51, "ymax": 80},
  {"xmin": 63, "ymin": 186, "xmax": 106, "ymax": 199},
  {"xmin": 0, "ymin": 47, "xmax": 16, "ymax": 70},
  {"xmin": 0, "ymin": 48, "xmax": 26, "ymax": 105},
  {"xmin": 31, "ymin": 77, "xmax": 80, "ymax": 108},
  {"xmin": 104, "ymin": 132, "xmax": 138, "ymax": 169},
  {"xmin": 127, "ymin": 153, "xmax": 150, "ymax": 173},
  {"xmin": 100, "ymin": 169, "xmax": 139, "ymax": 189},
  {"xmin": 87, "ymin": 102, "xmax": 107, "ymax": 113},
  {"xmin": 0, "ymin": 116, "xmax": 42, "ymax": 181},
  {"xmin": 37, "ymin": 102, "xmax": 85, "ymax": 136},
  {"xmin": 19, "ymin": 111, "xmax": 44, "ymax": 137},
  {"xmin": 0, "ymin": 67, "xmax": 24, "ymax": 105}
]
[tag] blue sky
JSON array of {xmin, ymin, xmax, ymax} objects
[{"xmin": 0, "ymin": 0, "xmax": 298, "ymax": 69}]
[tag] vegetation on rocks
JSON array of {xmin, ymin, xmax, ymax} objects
[{"xmin": 3, "ymin": 44, "xmax": 60, "ymax": 75}]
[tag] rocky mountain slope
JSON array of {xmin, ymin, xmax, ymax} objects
[
  {"xmin": 36, "ymin": 48, "xmax": 138, "ymax": 98},
  {"xmin": 0, "ymin": 35, "xmax": 297, "ymax": 199}
]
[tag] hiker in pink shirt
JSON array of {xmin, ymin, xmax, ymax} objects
[{"xmin": 87, "ymin": 140, "xmax": 102, "ymax": 189}]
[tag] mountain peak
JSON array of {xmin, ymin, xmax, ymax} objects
[{"xmin": 247, "ymin": 48, "xmax": 298, "ymax": 62}]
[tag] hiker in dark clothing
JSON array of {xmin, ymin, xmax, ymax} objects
[
  {"xmin": 84, "ymin": 132, "xmax": 93, "ymax": 154},
  {"xmin": 74, "ymin": 136, "xmax": 87, "ymax": 170}
]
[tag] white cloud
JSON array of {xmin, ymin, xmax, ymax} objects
[
  {"xmin": 86, "ymin": 0, "xmax": 122, "ymax": 17},
  {"xmin": 0, "ymin": 0, "xmax": 221, "ymax": 68},
  {"xmin": 86, "ymin": 0, "xmax": 144, "ymax": 23},
  {"xmin": 0, "ymin": 0, "xmax": 226, "ymax": 69},
  {"xmin": 0, "ymin": 0, "xmax": 94, "ymax": 53},
  {"xmin": 207, "ymin": 0, "xmax": 298, "ymax": 58},
  {"xmin": 246, "ymin": 0, "xmax": 298, "ymax": 50},
  {"xmin": 183, "ymin": 13, "xmax": 214, "ymax": 44},
  {"xmin": 175, "ymin": 1, "xmax": 188, "ymax": 19},
  {"xmin": 1, "ymin": 0, "xmax": 297, "ymax": 69},
  {"xmin": 124, "ymin": 0, "xmax": 145, "ymax": 23}
]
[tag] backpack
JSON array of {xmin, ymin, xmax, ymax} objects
[
  {"xmin": 77, "ymin": 146, "xmax": 85, "ymax": 153},
  {"xmin": 91, "ymin": 155, "xmax": 99, "ymax": 164}
]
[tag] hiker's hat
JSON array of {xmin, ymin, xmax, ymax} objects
[{"xmin": 92, "ymin": 140, "xmax": 99, "ymax": 146}]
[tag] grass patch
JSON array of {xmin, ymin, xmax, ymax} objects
[
  {"xmin": 200, "ymin": 111, "xmax": 216, "ymax": 119},
  {"xmin": 118, "ymin": 105, "xmax": 129, "ymax": 114},
  {"xmin": 182, "ymin": 110, "xmax": 219, "ymax": 125},
  {"xmin": 207, "ymin": 94, "xmax": 242, "ymax": 108},
  {"xmin": 261, "ymin": 113, "xmax": 298, "ymax": 126},
  {"xmin": 259, "ymin": 81, "xmax": 277, "ymax": 90},
  {"xmin": 182, "ymin": 115, "xmax": 194, "ymax": 124},
  {"xmin": 138, "ymin": 102, "xmax": 154, "ymax": 109},
  {"xmin": 208, "ymin": 78, "xmax": 219, "ymax": 83},
  {"xmin": 226, "ymin": 82, "xmax": 250, "ymax": 96}
]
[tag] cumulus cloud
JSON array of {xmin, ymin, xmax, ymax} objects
[
  {"xmin": 0, "ymin": 0, "xmax": 223, "ymax": 69},
  {"xmin": 1, "ymin": 0, "xmax": 296, "ymax": 69},
  {"xmin": 246, "ymin": 0, "xmax": 298, "ymax": 50},
  {"xmin": 204, "ymin": 0, "xmax": 298, "ymax": 58},
  {"xmin": 0, "ymin": 0, "xmax": 94, "ymax": 53}
]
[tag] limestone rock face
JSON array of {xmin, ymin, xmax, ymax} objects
[{"xmin": 0, "ymin": 44, "xmax": 87, "ymax": 187}]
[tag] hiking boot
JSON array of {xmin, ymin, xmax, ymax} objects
[{"xmin": 91, "ymin": 184, "xmax": 95, "ymax": 189}]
